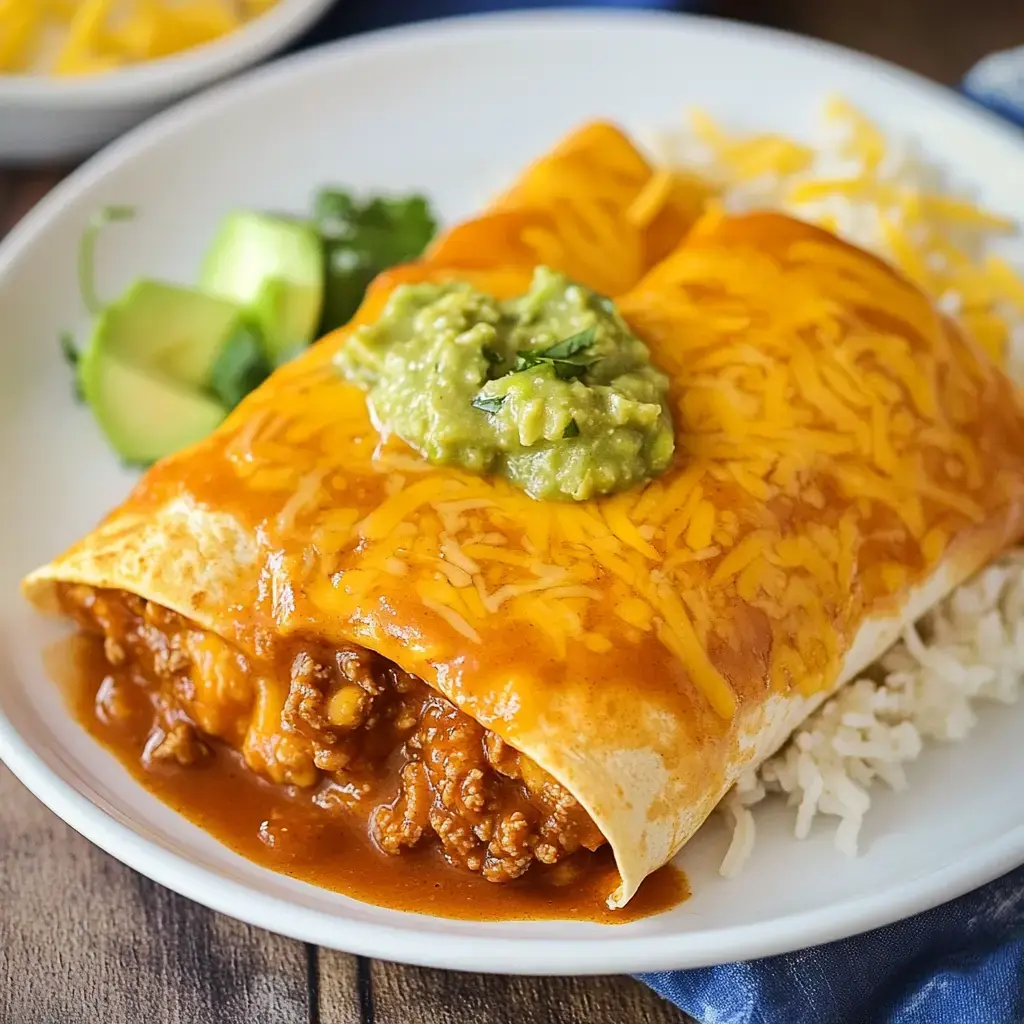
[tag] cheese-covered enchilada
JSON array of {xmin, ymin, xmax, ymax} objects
[{"xmin": 23, "ymin": 126, "xmax": 1024, "ymax": 916}]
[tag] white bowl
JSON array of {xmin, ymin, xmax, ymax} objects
[{"xmin": 0, "ymin": 0, "xmax": 337, "ymax": 164}]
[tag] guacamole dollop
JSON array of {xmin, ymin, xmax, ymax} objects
[{"xmin": 335, "ymin": 267, "xmax": 675, "ymax": 501}]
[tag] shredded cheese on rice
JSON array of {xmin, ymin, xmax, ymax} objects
[{"xmin": 649, "ymin": 96, "xmax": 1024, "ymax": 374}]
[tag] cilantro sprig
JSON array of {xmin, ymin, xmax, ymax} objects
[
  {"xmin": 511, "ymin": 325, "xmax": 597, "ymax": 380},
  {"xmin": 471, "ymin": 326, "xmax": 599, "ymax": 417},
  {"xmin": 314, "ymin": 191, "xmax": 437, "ymax": 332},
  {"xmin": 471, "ymin": 394, "xmax": 505, "ymax": 414}
]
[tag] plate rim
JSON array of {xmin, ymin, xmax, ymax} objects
[{"xmin": 2, "ymin": 8, "xmax": 1024, "ymax": 974}]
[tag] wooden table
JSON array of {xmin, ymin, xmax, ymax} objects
[{"xmin": 3, "ymin": 3, "xmax": 1023, "ymax": 1021}]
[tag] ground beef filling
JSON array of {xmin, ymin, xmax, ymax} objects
[{"xmin": 58, "ymin": 584, "xmax": 605, "ymax": 884}]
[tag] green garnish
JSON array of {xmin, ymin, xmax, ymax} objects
[
  {"xmin": 521, "ymin": 357, "xmax": 592, "ymax": 381},
  {"xmin": 314, "ymin": 191, "xmax": 437, "ymax": 333},
  {"xmin": 207, "ymin": 325, "xmax": 271, "ymax": 409},
  {"xmin": 78, "ymin": 205, "xmax": 136, "ymax": 316},
  {"xmin": 533, "ymin": 326, "xmax": 597, "ymax": 360},
  {"xmin": 59, "ymin": 331, "xmax": 84, "ymax": 402},
  {"xmin": 475, "ymin": 326, "xmax": 599, "ymax": 419},
  {"xmin": 472, "ymin": 394, "xmax": 505, "ymax": 415},
  {"xmin": 59, "ymin": 330, "xmax": 78, "ymax": 368},
  {"xmin": 512, "ymin": 327, "xmax": 598, "ymax": 381}
]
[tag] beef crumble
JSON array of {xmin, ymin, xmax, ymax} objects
[
  {"xmin": 372, "ymin": 698, "xmax": 604, "ymax": 881},
  {"xmin": 58, "ymin": 584, "xmax": 605, "ymax": 884}
]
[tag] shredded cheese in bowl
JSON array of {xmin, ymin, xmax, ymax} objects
[
  {"xmin": 648, "ymin": 98, "xmax": 1024, "ymax": 874},
  {"xmin": 0, "ymin": 0, "xmax": 280, "ymax": 76}
]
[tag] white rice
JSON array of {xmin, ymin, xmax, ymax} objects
[
  {"xmin": 650, "ymin": 103, "xmax": 1024, "ymax": 874},
  {"xmin": 720, "ymin": 554, "xmax": 1024, "ymax": 875}
]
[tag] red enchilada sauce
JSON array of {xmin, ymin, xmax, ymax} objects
[{"xmin": 53, "ymin": 596, "xmax": 687, "ymax": 924}]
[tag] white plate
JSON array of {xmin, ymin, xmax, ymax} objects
[{"xmin": 1, "ymin": 11, "xmax": 1023, "ymax": 975}]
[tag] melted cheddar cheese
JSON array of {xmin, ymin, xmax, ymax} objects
[
  {"xmin": 120, "ymin": 207, "xmax": 1024, "ymax": 745},
  {"xmin": 427, "ymin": 121, "xmax": 712, "ymax": 298}
]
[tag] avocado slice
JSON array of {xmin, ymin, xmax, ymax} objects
[
  {"xmin": 79, "ymin": 344, "xmax": 227, "ymax": 466},
  {"xmin": 96, "ymin": 279, "xmax": 249, "ymax": 387},
  {"xmin": 199, "ymin": 211, "xmax": 324, "ymax": 363}
]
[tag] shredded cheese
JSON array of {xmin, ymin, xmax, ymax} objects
[
  {"xmin": 0, "ymin": 0, "xmax": 277, "ymax": 75},
  {"xmin": 651, "ymin": 98, "xmax": 1024, "ymax": 375},
  {"xmin": 418, "ymin": 595, "xmax": 483, "ymax": 646}
]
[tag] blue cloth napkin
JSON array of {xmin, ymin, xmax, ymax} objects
[
  {"xmin": 640, "ymin": 50, "xmax": 1024, "ymax": 1024},
  {"xmin": 640, "ymin": 865, "xmax": 1024, "ymax": 1023},
  {"xmin": 964, "ymin": 46, "xmax": 1024, "ymax": 128}
]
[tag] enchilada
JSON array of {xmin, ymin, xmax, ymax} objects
[{"xmin": 24, "ymin": 128, "xmax": 1024, "ymax": 916}]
